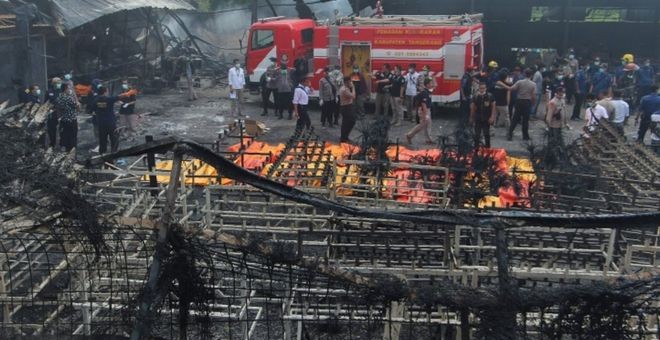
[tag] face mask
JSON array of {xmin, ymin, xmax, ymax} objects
[
  {"xmin": 569, "ymin": 55, "xmax": 574, "ymax": 59},
  {"xmin": 600, "ymin": 68, "xmax": 606, "ymax": 73},
  {"xmin": 235, "ymin": 63, "xmax": 241, "ymax": 68},
  {"xmin": 409, "ymin": 68, "xmax": 414, "ymax": 73},
  {"xmin": 122, "ymin": 84, "xmax": 129, "ymax": 90},
  {"xmin": 67, "ymin": 89, "xmax": 73, "ymax": 95},
  {"xmin": 645, "ymin": 62, "xmax": 651, "ymax": 67},
  {"xmin": 557, "ymin": 75, "xmax": 564, "ymax": 80},
  {"xmin": 64, "ymin": 74, "xmax": 71, "ymax": 81},
  {"xmin": 55, "ymin": 83, "xmax": 62, "ymax": 90},
  {"xmin": 353, "ymin": 69, "xmax": 359, "ymax": 73},
  {"xmin": 35, "ymin": 89, "xmax": 41, "ymax": 96},
  {"xmin": 594, "ymin": 61, "xmax": 600, "ymax": 66},
  {"xmin": 478, "ymin": 90, "xmax": 486, "ymax": 96}
]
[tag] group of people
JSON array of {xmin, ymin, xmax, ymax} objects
[
  {"xmin": 460, "ymin": 51, "xmax": 658, "ymax": 150},
  {"xmin": 16, "ymin": 74, "xmax": 138, "ymax": 155}
]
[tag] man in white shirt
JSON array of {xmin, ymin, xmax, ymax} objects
[
  {"xmin": 531, "ymin": 66, "xmax": 544, "ymax": 116},
  {"xmin": 404, "ymin": 63, "xmax": 420, "ymax": 122},
  {"xmin": 292, "ymin": 74, "xmax": 312, "ymax": 131},
  {"xmin": 228, "ymin": 58, "xmax": 246, "ymax": 116},
  {"xmin": 583, "ymin": 93, "xmax": 609, "ymax": 134},
  {"xmin": 609, "ymin": 90, "xmax": 630, "ymax": 136}
]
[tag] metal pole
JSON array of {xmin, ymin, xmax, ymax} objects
[
  {"xmin": 130, "ymin": 149, "xmax": 184, "ymax": 340},
  {"xmin": 251, "ymin": 0, "xmax": 258, "ymax": 23},
  {"xmin": 145, "ymin": 135, "xmax": 158, "ymax": 196},
  {"xmin": 495, "ymin": 226, "xmax": 517, "ymax": 339}
]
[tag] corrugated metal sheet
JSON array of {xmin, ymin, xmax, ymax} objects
[{"xmin": 50, "ymin": 0, "xmax": 194, "ymax": 30}]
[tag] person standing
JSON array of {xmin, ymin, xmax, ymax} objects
[
  {"xmin": 507, "ymin": 68, "xmax": 537, "ymax": 141},
  {"xmin": 636, "ymin": 85, "xmax": 660, "ymax": 143},
  {"xmin": 545, "ymin": 87, "xmax": 568, "ymax": 146},
  {"xmin": 589, "ymin": 63, "xmax": 612, "ymax": 96},
  {"xmin": 583, "ymin": 93, "xmax": 609, "ymax": 134},
  {"xmin": 54, "ymin": 82, "xmax": 80, "ymax": 152},
  {"xmin": 470, "ymin": 82, "xmax": 496, "ymax": 148},
  {"xmin": 493, "ymin": 72, "xmax": 511, "ymax": 128},
  {"xmin": 405, "ymin": 78, "xmax": 434, "ymax": 145},
  {"xmin": 460, "ymin": 67, "xmax": 475, "ymax": 125},
  {"xmin": 405, "ymin": 63, "xmax": 420, "ymax": 122},
  {"xmin": 24, "ymin": 85, "xmax": 41, "ymax": 104},
  {"xmin": 610, "ymin": 90, "xmax": 630, "ymax": 136},
  {"xmin": 531, "ymin": 65, "xmax": 544, "ymax": 116},
  {"xmin": 596, "ymin": 90, "xmax": 615, "ymax": 123},
  {"xmin": 637, "ymin": 59, "xmax": 656, "ymax": 101},
  {"xmin": 350, "ymin": 65, "xmax": 368, "ymax": 119},
  {"xmin": 45, "ymin": 77, "xmax": 63, "ymax": 148},
  {"xmin": 292, "ymin": 75, "xmax": 312, "ymax": 131},
  {"xmin": 319, "ymin": 67, "xmax": 337, "ymax": 127},
  {"xmin": 228, "ymin": 58, "xmax": 246, "ymax": 117},
  {"xmin": 118, "ymin": 80, "xmax": 138, "ymax": 138},
  {"xmin": 389, "ymin": 65, "xmax": 406, "ymax": 126},
  {"xmin": 329, "ymin": 65, "xmax": 344, "ymax": 126},
  {"xmin": 261, "ymin": 57, "xmax": 278, "ymax": 116},
  {"xmin": 339, "ymin": 76, "xmax": 357, "ymax": 143},
  {"xmin": 92, "ymin": 86, "xmax": 122, "ymax": 154},
  {"xmin": 274, "ymin": 60, "xmax": 294, "ymax": 119},
  {"xmin": 572, "ymin": 64, "xmax": 588, "ymax": 120},
  {"xmin": 373, "ymin": 63, "xmax": 391, "ymax": 117}
]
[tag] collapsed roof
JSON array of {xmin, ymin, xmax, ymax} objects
[{"xmin": 45, "ymin": 0, "xmax": 194, "ymax": 31}]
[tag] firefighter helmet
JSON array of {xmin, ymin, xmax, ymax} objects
[
  {"xmin": 488, "ymin": 60, "xmax": 498, "ymax": 68},
  {"xmin": 622, "ymin": 54, "xmax": 634, "ymax": 63}
]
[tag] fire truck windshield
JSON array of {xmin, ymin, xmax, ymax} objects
[{"xmin": 251, "ymin": 30, "xmax": 274, "ymax": 50}]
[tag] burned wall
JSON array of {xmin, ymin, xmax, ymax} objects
[{"xmin": 0, "ymin": 34, "xmax": 47, "ymax": 105}]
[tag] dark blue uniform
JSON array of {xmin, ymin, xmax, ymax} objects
[{"xmin": 92, "ymin": 95, "xmax": 120, "ymax": 154}]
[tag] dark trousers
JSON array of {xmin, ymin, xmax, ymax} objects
[
  {"xmin": 460, "ymin": 99, "xmax": 471, "ymax": 126},
  {"xmin": 340, "ymin": 104, "xmax": 356, "ymax": 142},
  {"xmin": 47, "ymin": 112, "xmax": 59, "ymax": 148},
  {"xmin": 321, "ymin": 100, "xmax": 336, "ymax": 126},
  {"xmin": 98, "ymin": 123, "xmax": 119, "ymax": 154},
  {"xmin": 474, "ymin": 120, "xmax": 491, "ymax": 148},
  {"xmin": 548, "ymin": 127, "xmax": 563, "ymax": 147},
  {"xmin": 276, "ymin": 91, "xmax": 292, "ymax": 117},
  {"xmin": 508, "ymin": 99, "xmax": 532, "ymax": 140},
  {"xmin": 59, "ymin": 120, "xmax": 78, "ymax": 152},
  {"xmin": 262, "ymin": 88, "xmax": 276, "ymax": 114},
  {"xmin": 333, "ymin": 97, "xmax": 341, "ymax": 124},
  {"xmin": 571, "ymin": 93, "xmax": 584, "ymax": 119},
  {"xmin": 295, "ymin": 105, "xmax": 311, "ymax": 131},
  {"xmin": 638, "ymin": 114, "xmax": 652, "ymax": 142}
]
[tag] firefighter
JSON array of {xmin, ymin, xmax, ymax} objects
[
  {"xmin": 486, "ymin": 60, "xmax": 499, "ymax": 92},
  {"xmin": 470, "ymin": 82, "xmax": 496, "ymax": 149},
  {"xmin": 261, "ymin": 57, "xmax": 278, "ymax": 116},
  {"xmin": 615, "ymin": 54, "xmax": 634, "ymax": 87}
]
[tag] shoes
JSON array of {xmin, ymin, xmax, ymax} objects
[
  {"xmin": 392, "ymin": 122, "xmax": 401, "ymax": 127},
  {"xmin": 90, "ymin": 146, "xmax": 100, "ymax": 153}
]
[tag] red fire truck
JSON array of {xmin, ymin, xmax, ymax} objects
[{"xmin": 246, "ymin": 14, "xmax": 483, "ymax": 104}]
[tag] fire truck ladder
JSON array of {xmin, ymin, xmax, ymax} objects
[
  {"xmin": 338, "ymin": 13, "xmax": 483, "ymax": 26},
  {"xmin": 328, "ymin": 25, "xmax": 340, "ymax": 67}
]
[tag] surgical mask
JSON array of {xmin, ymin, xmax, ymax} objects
[
  {"xmin": 55, "ymin": 83, "xmax": 62, "ymax": 90},
  {"xmin": 621, "ymin": 61, "xmax": 626, "ymax": 65},
  {"xmin": 235, "ymin": 63, "xmax": 240, "ymax": 68},
  {"xmin": 557, "ymin": 75, "xmax": 564, "ymax": 80},
  {"xmin": 645, "ymin": 62, "xmax": 651, "ymax": 67},
  {"xmin": 594, "ymin": 61, "xmax": 600, "ymax": 66},
  {"xmin": 122, "ymin": 84, "xmax": 129, "ymax": 90},
  {"xmin": 353, "ymin": 68, "xmax": 359, "ymax": 73},
  {"xmin": 35, "ymin": 89, "xmax": 41, "ymax": 96},
  {"xmin": 67, "ymin": 89, "xmax": 73, "ymax": 95},
  {"xmin": 600, "ymin": 68, "xmax": 606, "ymax": 73},
  {"xmin": 64, "ymin": 74, "xmax": 71, "ymax": 81},
  {"xmin": 569, "ymin": 54, "xmax": 574, "ymax": 59},
  {"xmin": 409, "ymin": 68, "xmax": 414, "ymax": 73},
  {"xmin": 478, "ymin": 90, "xmax": 486, "ymax": 95}
]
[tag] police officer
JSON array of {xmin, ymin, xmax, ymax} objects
[{"xmin": 470, "ymin": 82, "xmax": 497, "ymax": 148}]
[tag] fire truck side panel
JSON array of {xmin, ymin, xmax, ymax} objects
[
  {"xmin": 312, "ymin": 23, "xmax": 483, "ymax": 104},
  {"xmin": 246, "ymin": 19, "xmax": 315, "ymax": 86}
]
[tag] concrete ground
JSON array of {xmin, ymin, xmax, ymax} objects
[{"xmin": 76, "ymin": 87, "xmax": 645, "ymax": 160}]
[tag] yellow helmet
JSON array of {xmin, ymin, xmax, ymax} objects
[
  {"xmin": 488, "ymin": 60, "xmax": 499, "ymax": 68},
  {"xmin": 622, "ymin": 54, "xmax": 634, "ymax": 63}
]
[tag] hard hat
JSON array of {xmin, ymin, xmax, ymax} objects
[
  {"xmin": 622, "ymin": 54, "xmax": 634, "ymax": 63},
  {"xmin": 488, "ymin": 60, "xmax": 498, "ymax": 68}
]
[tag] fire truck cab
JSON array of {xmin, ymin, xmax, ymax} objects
[{"xmin": 246, "ymin": 15, "xmax": 483, "ymax": 104}]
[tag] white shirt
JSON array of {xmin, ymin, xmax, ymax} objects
[
  {"xmin": 532, "ymin": 71, "xmax": 543, "ymax": 94},
  {"xmin": 405, "ymin": 72, "xmax": 419, "ymax": 96},
  {"xmin": 228, "ymin": 67, "xmax": 245, "ymax": 90},
  {"xmin": 610, "ymin": 99, "xmax": 629, "ymax": 124},
  {"xmin": 292, "ymin": 85, "xmax": 310, "ymax": 105},
  {"xmin": 651, "ymin": 113, "xmax": 660, "ymax": 142},
  {"xmin": 585, "ymin": 104, "xmax": 609, "ymax": 131}
]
